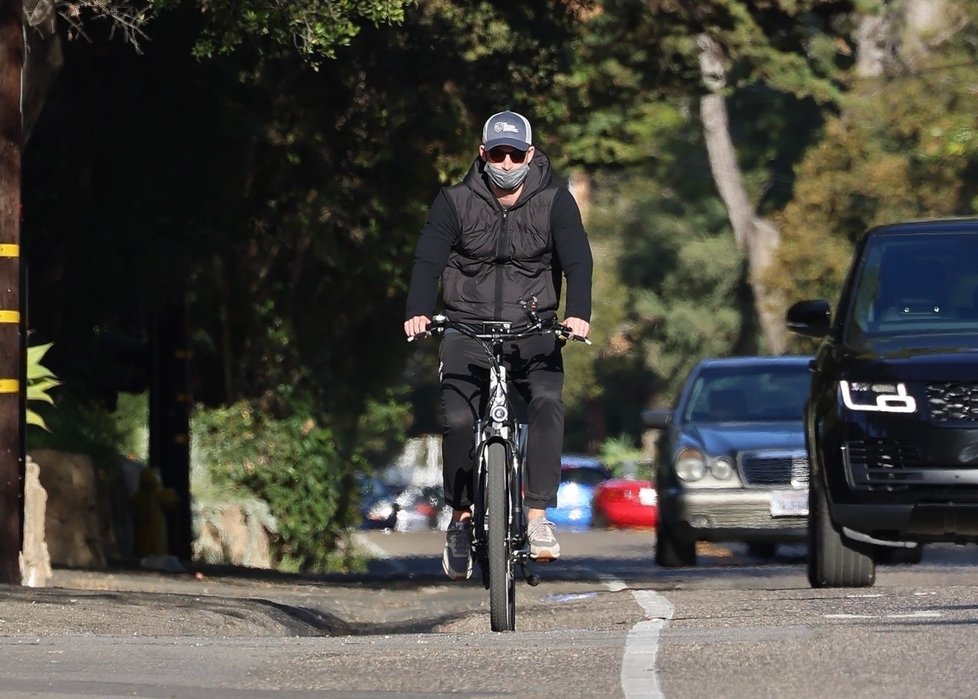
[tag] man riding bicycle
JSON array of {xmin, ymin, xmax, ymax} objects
[{"xmin": 403, "ymin": 110, "xmax": 593, "ymax": 580}]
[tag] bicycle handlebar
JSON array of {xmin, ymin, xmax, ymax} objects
[{"xmin": 407, "ymin": 314, "xmax": 592, "ymax": 346}]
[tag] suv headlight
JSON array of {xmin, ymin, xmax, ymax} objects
[
  {"xmin": 675, "ymin": 448, "xmax": 707, "ymax": 481},
  {"xmin": 840, "ymin": 380, "xmax": 917, "ymax": 414}
]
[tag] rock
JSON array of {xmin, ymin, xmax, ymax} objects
[
  {"xmin": 19, "ymin": 456, "xmax": 52, "ymax": 587},
  {"xmin": 29, "ymin": 448, "xmax": 113, "ymax": 569}
]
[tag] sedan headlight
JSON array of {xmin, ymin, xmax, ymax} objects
[
  {"xmin": 675, "ymin": 448, "xmax": 707, "ymax": 481},
  {"xmin": 710, "ymin": 456, "xmax": 734, "ymax": 480},
  {"xmin": 840, "ymin": 380, "xmax": 916, "ymax": 414}
]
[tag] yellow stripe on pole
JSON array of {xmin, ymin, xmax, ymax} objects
[
  {"xmin": 0, "ymin": 379, "xmax": 18, "ymax": 393},
  {"xmin": 0, "ymin": 244, "xmax": 19, "ymax": 257},
  {"xmin": 0, "ymin": 310, "xmax": 19, "ymax": 323}
]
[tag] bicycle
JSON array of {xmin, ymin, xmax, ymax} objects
[{"xmin": 409, "ymin": 298, "xmax": 589, "ymax": 631}]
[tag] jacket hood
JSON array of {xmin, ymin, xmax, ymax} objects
[{"xmin": 462, "ymin": 149, "xmax": 554, "ymax": 207}]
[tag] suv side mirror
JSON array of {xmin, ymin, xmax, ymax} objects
[
  {"xmin": 786, "ymin": 299, "xmax": 832, "ymax": 338},
  {"xmin": 642, "ymin": 408, "xmax": 672, "ymax": 428}
]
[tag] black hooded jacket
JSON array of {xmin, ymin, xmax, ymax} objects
[{"xmin": 405, "ymin": 151, "xmax": 593, "ymax": 324}]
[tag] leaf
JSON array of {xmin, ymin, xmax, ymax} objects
[{"xmin": 26, "ymin": 409, "xmax": 50, "ymax": 432}]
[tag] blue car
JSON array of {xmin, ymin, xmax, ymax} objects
[
  {"xmin": 547, "ymin": 455, "xmax": 612, "ymax": 529},
  {"xmin": 644, "ymin": 355, "xmax": 813, "ymax": 567}
]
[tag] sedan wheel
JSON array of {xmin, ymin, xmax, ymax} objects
[{"xmin": 655, "ymin": 517, "xmax": 696, "ymax": 567}]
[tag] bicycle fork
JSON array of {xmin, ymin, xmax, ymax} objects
[{"xmin": 473, "ymin": 425, "xmax": 541, "ymax": 587}]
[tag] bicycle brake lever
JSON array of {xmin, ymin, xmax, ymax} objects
[
  {"xmin": 555, "ymin": 325, "xmax": 592, "ymax": 345},
  {"xmin": 407, "ymin": 314, "xmax": 449, "ymax": 342}
]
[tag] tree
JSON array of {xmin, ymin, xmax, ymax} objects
[
  {"xmin": 661, "ymin": 2, "xmax": 855, "ymax": 354},
  {"xmin": 19, "ymin": 1, "xmax": 589, "ymax": 572},
  {"xmin": 769, "ymin": 0, "xmax": 978, "ymax": 332},
  {"xmin": 0, "ymin": 0, "xmax": 414, "ymax": 583}
]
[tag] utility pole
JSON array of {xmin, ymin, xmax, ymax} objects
[{"xmin": 0, "ymin": 0, "xmax": 25, "ymax": 585}]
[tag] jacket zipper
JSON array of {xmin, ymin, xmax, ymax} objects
[{"xmin": 494, "ymin": 209, "xmax": 509, "ymax": 319}]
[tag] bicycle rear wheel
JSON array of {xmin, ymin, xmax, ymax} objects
[{"xmin": 486, "ymin": 441, "xmax": 515, "ymax": 631}]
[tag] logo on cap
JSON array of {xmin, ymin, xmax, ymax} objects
[{"xmin": 494, "ymin": 122, "xmax": 520, "ymax": 134}]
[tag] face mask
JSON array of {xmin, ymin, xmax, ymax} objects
[{"xmin": 486, "ymin": 162, "xmax": 529, "ymax": 191}]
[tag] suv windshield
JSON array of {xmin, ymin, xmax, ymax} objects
[{"xmin": 844, "ymin": 231, "xmax": 978, "ymax": 349}]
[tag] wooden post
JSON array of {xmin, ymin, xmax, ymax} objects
[{"xmin": 0, "ymin": 0, "xmax": 24, "ymax": 585}]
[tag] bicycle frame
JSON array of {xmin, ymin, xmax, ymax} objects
[{"xmin": 470, "ymin": 337, "xmax": 529, "ymax": 588}]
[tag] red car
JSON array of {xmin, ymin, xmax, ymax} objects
[{"xmin": 591, "ymin": 478, "xmax": 658, "ymax": 529}]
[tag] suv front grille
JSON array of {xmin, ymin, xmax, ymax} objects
[
  {"xmin": 927, "ymin": 383, "xmax": 978, "ymax": 422},
  {"xmin": 845, "ymin": 439, "xmax": 919, "ymax": 489},
  {"xmin": 738, "ymin": 450, "xmax": 808, "ymax": 487}
]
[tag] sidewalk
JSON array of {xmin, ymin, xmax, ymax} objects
[{"xmin": 0, "ymin": 563, "xmax": 355, "ymax": 639}]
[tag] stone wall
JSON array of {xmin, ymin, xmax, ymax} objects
[
  {"xmin": 29, "ymin": 448, "xmax": 115, "ymax": 569},
  {"xmin": 20, "ymin": 450, "xmax": 280, "ymax": 584}
]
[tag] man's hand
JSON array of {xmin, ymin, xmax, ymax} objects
[
  {"xmin": 562, "ymin": 317, "xmax": 590, "ymax": 338},
  {"xmin": 404, "ymin": 315, "xmax": 431, "ymax": 338}
]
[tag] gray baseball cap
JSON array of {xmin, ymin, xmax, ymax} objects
[{"xmin": 482, "ymin": 110, "xmax": 532, "ymax": 151}]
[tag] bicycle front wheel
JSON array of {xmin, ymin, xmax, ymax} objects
[{"xmin": 486, "ymin": 441, "xmax": 515, "ymax": 631}]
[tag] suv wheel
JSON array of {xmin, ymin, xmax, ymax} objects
[
  {"xmin": 807, "ymin": 478, "xmax": 875, "ymax": 588},
  {"xmin": 655, "ymin": 517, "xmax": 696, "ymax": 567}
]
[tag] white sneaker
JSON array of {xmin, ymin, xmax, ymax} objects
[{"xmin": 527, "ymin": 517, "xmax": 560, "ymax": 561}]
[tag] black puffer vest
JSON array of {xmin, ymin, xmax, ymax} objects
[{"xmin": 441, "ymin": 152, "xmax": 560, "ymax": 323}]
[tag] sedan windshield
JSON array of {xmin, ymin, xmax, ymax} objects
[
  {"xmin": 683, "ymin": 364, "xmax": 811, "ymax": 423},
  {"xmin": 844, "ymin": 231, "xmax": 978, "ymax": 349}
]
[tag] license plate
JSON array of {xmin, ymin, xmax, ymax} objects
[
  {"xmin": 770, "ymin": 490, "xmax": 808, "ymax": 517},
  {"xmin": 639, "ymin": 488, "xmax": 656, "ymax": 506}
]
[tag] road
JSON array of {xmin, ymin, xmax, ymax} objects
[{"xmin": 3, "ymin": 529, "xmax": 978, "ymax": 698}]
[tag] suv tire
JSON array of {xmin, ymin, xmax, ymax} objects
[
  {"xmin": 655, "ymin": 517, "xmax": 696, "ymax": 567},
  {"xmin": 807, "ymin": 478, "xmax": 875, "ymax": 588}
]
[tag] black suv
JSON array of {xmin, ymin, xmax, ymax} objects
[{"xmin": 787, "ymin": 218, "xmax": 978, "ymax": 588}]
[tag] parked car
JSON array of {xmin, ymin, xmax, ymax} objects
[
  {"xmin": 592, "ymin": 477, "xmax": 658, "ymax": 529},
  {"xmin": 645, "ymin": 355, "xmax": 813, "ymax": 567},
  {"xmin": 358, "ymin": 475, "xmax": 399, "ymax": 530},
  {"xmin": 394, "ymin": 485, "xmax": 448, "ymax": 532},
  {"xmin": 547, "ymin": 455, "xmax": 612, "ymax": 529},
  {"xmin": 785, "ymin": 218, "xmax": 978, "ymax": 588}
]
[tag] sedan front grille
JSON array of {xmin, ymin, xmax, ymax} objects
[
  {"xmin": 738, "ymin": 450, "xmax": 808, "ymax": 487},
  {"xmin": 927, "ymin": 383, "xmax": 978, "ymax": 422}
]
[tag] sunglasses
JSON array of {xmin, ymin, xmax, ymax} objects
[{"xmin": 486, "ymin": 147, "xmax": 528, "ymax": 164}]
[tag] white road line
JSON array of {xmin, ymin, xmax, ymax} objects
[
  {"xmin": 622, "ymin": 589, "xmax": 674, "ymax": 699},
  {"xmin": 590, "ymin": 571, "xmax": 674, "ymax": 699}
]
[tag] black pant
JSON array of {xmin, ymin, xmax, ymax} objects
[{"xmin": 438, "ymin": 331, "xmax": 564, "ymax": 511}]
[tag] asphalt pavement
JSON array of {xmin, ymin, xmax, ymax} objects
[{"xmin": 0, "ymin": 529, "xmax": 657, "ymax": 639}]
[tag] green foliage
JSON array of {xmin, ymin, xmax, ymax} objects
[
  {"xmin": 26, "ymin": 391, "xmax": 127, "ymax": 482},
  {"xmin": 67, "ymin": 0, "xmax": 414, "ymax": 64},
  {"xmin": 597, "ymin": 434, "xmax": 647, "ymax": 479},
  {"xmin": 112, "ymin": 391, "xmax": 150, "ymax": 460},
  {"xmin": 770, "ymin": 12, "xmax": 978, "ymax": 322},
  {"xmin": 591, "ymin": 164, "xmax": 748, "ymax": 404},
  {"xmin": 192, "ymin": 401, "xmax": 352, "ymax": 572},
  {"xmin": 26, "ymin": 343, "xmax": 59, "ymax": 431},
  {"xmin": 191, "ymin": 388, "xmax": 409, "ymax": 572}
]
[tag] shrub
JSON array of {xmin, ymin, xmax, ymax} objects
[{"xmin": 192, "ymin": 402, "xmax": 358, "ymax": 572}]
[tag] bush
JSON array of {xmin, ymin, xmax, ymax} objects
[{"xmin": 192, "ymin": 402, "xmax": 359, "ymax": 573}]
